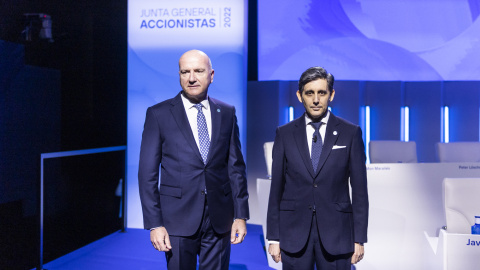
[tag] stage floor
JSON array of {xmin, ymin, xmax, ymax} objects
[{"xmin": 41, "ymin": 224, "xmax": 272, "ymax": 270}]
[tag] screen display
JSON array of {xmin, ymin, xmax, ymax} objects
[{"xmin": 258, "ymin": 0, "xmax": 480, "ymax": 81}]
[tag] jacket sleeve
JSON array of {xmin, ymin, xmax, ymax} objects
[
  {"xmin": 266, "ymin": 127, "xmax": 285, "ymax": 241},
  {"xmin": 228, "ymin": 107, "xmax": 250, "ymax": 220},
  {"xmin": 138, "ymin": 107, "xmax": 164, "ymax": 229},
  {"xmin": 349, "ymin": 126, "xmax": 369, "ymax": 243}
]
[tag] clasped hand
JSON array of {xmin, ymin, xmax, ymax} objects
[{"xmin": 150, "ymin": 219, "xmax": 247, "ymax": 252}]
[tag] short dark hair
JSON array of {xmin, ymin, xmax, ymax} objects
[{"xmin": 298, "ymin": 67, "xmax": 334, "ymax": 93}]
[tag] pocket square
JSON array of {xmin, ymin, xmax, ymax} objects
[{"xmin": 332, "ymin": 145, "xmax": 346, "ymax": 149}]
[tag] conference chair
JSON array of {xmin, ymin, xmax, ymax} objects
[
  {"xmin": 436, "ymin": 142, "xmax": 480, "ymax": 162},
  {"xmin": 263, "ymin": 141, "xmax": 274, "ymax": 179},
  {"xmin": 369, "ymin": 140, "xmax": 418, "ymax": 163},
  {"xmin": 433, "ymin": 177, "xmax": 480, "ymax": 269},
  {"xmin": 443, "ymin": 177, "xmax": 480, "ymax": 234}
]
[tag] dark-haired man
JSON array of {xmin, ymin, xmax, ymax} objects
[{"xmin": 267, "ymin": 67, "xmax": 368, "ymax": 269}]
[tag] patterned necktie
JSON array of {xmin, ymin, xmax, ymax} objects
[
  {"xmin": 310, "ymin": 122, "xmax": 323, "ymax": 172},
  {"xmin": 194, "ymin": 104, "xmax": 210, "ymax": 164}
]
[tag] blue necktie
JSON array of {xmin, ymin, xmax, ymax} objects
[
  {"xmin": 194, "ymin": 104, "xmax": 210, "ymax": 164},
  {"xmin": 310, "ymin": 122, "xmax": 323, "ymax": 172}
]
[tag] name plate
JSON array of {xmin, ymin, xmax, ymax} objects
[{"xmin": 442, "ymin": 231, "xmax": 480, "ymax": 268}]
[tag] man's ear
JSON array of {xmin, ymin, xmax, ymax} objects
[
  {"xmin": 329, "ymin": 89, "xmax": 335, "ymax": 102},
  {"xmin": 210, "ymin": 69, "xmax": 215, "ymax": 83},
  {"xmin": 296, "ymin": 90, "xmax": 303, "ymax": 103}
]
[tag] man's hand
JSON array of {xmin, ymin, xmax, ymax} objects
[
  {"xmin": 150, "ymin": 227, "xmax": 172, "ymax": 252},
  {"xmin": 268, "ymin": 243, "xmax": 282, "ymax": 263},
  {"xmin": 351, "ymin": 243, "xmax": 364, "ymax": 264},
  {"xmin": 230, "ymin": 219, "xmax": 247, "ymax": 244}
]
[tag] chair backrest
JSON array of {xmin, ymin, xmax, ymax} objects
[
  {"xmin": 369, "ymin": 140, "xmax": 417, "ymax": 163},
  {"xmin": 263, "ymin": 142, "xmax": 274, "ymax": 179},
  {"xmin": 443, "ymin": 178, "xmax": 480, "ymax": 234},
  {"xmin": 436, "ymin": 142, "xmax": 480, "ymax": 162}
]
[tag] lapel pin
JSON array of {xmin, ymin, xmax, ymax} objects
[{"xmin": 333, "ymin": 131, "xmax": 338, "ymax": 135}]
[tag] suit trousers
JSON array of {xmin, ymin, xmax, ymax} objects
[
  {"xmin": 165, "ymin": 200, "xmax": 231, "ymax": 270},
  {"xmin": 281, "ymin": 213, "xmax": 352, "ymax": 270}
]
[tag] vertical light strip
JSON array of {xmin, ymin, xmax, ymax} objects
[
  {"xmin": 400, "ymin": 106, "xmax": 410, "ymax": 141},
  {"xmin": 366, "ymin": 106, "xmax": 371, "ymax": 164},
  {"xmin": 404, "ymin": 106, "xmax": 409, "ymax": 142},
  {"xmin": 444, "ymin": 106, "xmax": 449, "ymax": 143},
  {"xmin": 288, "ymin": 106, "xmax": 294, "ymax": 122}
]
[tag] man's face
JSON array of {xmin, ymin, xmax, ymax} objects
[
  {"xmin": 179, "ymin": 51, "xmax": 214, "ymax": 103},
  {"xmin": 296, "ymin": 78, "xmax": 335, "ymax": 121}
]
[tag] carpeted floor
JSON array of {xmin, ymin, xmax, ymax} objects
[{"xmin": 41, "ymin": 224, "xmax": 273, "ymax": 270}]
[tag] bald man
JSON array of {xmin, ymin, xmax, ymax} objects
[{"xmin": 138, "ymin": 50, "xmax": 249, "ymax": 270}]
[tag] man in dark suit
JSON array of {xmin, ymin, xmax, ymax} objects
[
  {"xmin": 138, "ymin": 49, "xmax": 249, "ymax": 270},
  {"xmin": 266, "ymin": 67, "xmax": 368, "ymax": 269}
]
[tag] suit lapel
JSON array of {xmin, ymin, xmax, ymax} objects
[
  {"xmin": 170, "ymin": 93, "xmax": 204, "ymax": 163},
  {"xmin": 207, "ymin": 97, "xmax": 221, "ymax": 165},
  {"xmin": 293, "ymin": 115, "xmax": 316, "ymax": 179},
  {"xmin": 315, "ymin": 113, "xmax": 340, "ymax": 176}
]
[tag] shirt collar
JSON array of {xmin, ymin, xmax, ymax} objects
[
  {"xmin": 181, "ymin": 92, "xmax": 210, "ymax": 110},
  {"xmin": 305, "ymin": 110, "xmax": 330, "ymax": 126}
]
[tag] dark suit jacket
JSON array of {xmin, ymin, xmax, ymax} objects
[
  {"xmin": 266, "ymin": 113, "xmax": 368, "ymax": 255},
  {"xmin": 138, "ymin": 92, "xmax": 249, "ymax": 236}
]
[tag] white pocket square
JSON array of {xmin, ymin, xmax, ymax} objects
[{"xmin": 332, "ymin": 145, "xmax": 346, "ymax": 149}]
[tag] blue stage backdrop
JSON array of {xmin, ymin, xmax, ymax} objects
[
  {"xmin": 127, "ymin": 0, "xmax": 247, "ymax": 228},
  {"xmin": 258, "ymin": 0, "xmax": 480, "ymax": 81}
]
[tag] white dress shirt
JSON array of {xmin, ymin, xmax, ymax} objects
[
  {"xmin": 181, "ymin": 93, "xmax": 212, "ymax": 149},
  {"xmin": 305, "ymin": 111, "xmax": 330, "ymax": 157}
]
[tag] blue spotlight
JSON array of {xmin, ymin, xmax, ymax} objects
[
  {"xmin": 366, "ymin": 106, "xmax": 371, "ymax": 163},
  {"xmin": 442, "ymin": 106, "xmax": 449, "ymax": 143},
  {"xmin": 401, "ymin": 106, "xmax": 410, "ymax": 142}
]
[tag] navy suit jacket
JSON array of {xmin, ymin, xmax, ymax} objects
[
  {"xmin": 266, "ymin": 113, "xmax": 368, "ymax": 255},
  {"xmin": 138, "ymin": 92, "xmax": 249, "ymax": 236}
]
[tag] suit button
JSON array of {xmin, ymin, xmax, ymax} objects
[
  {"xmin": 201, "ymin": 191, "xmax": 205, "ymax": 195},
  {"xmin": 313, "ymin": 184, "xmax": 318, "ymax": 188}
]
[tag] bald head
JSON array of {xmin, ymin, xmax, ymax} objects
[{"xmin": 179, "ymin": 50, "xmax": 212, "ymax": 70}]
